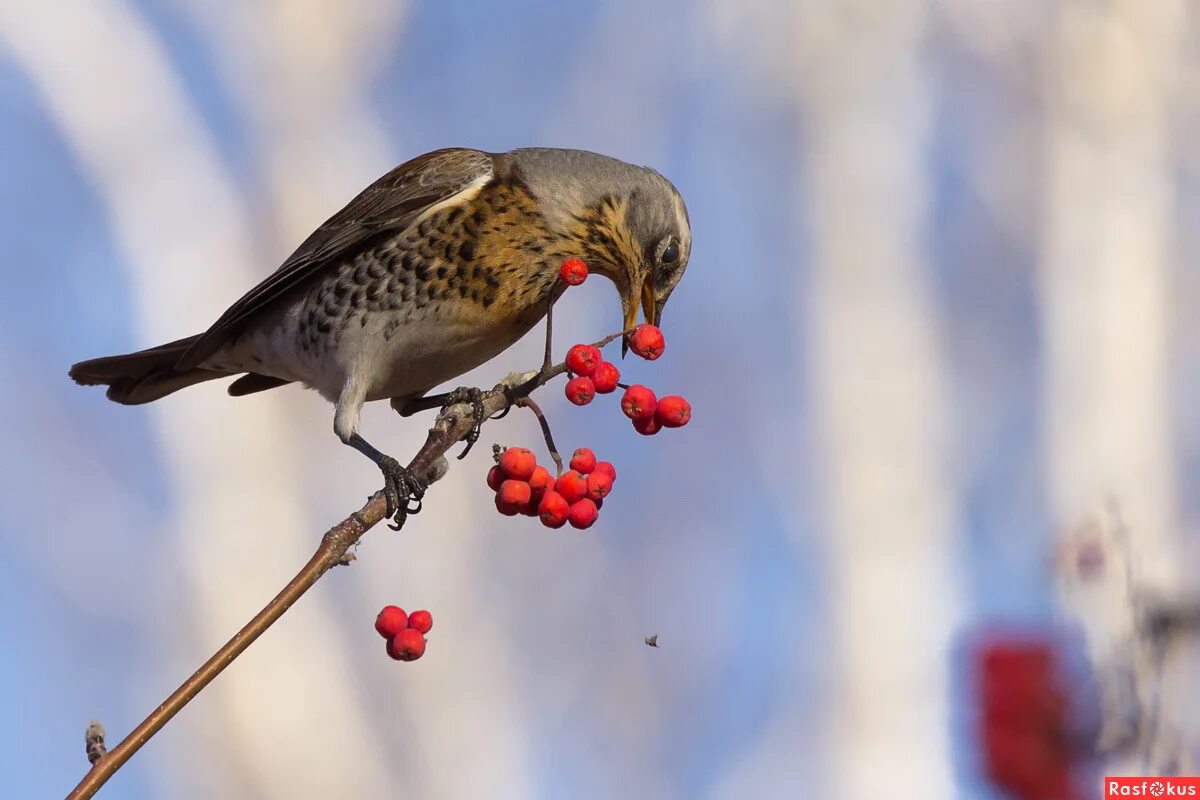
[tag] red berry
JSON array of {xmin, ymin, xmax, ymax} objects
[
  {"xmin": 528, "ymin": 465, "xmax": 554, "ymax": 499},
  {"xmin": 555, "ymin": 470, "xmax": 589, "ymax": 504},
  {"xmin": 569, "ymin": 447, "xmax": 596, "ymax": 474},
  {"xmin": 498, "ymin": 447, "xmax": 536, "ymax": 480},
  {"xmin": 633, "ymin": 414, "xmax": 662, "ymax": 436},
  {"xmin": 586, "ymin": 471, "xmax": 613, "ymax": 501},
  {"xmin": 655, "ymin": 395, "xmax": 692, "ymax": 428},
  {"xmin": 591, "ymin": 361, "xmax": 620, "ymax": 393},
  {"xmin": 621, "ymin": 385, "xmax": 657, "ymax": 420},
  {"xmin": 538, "ymin": 490, "xmax": 569, "ymax": 528},
  {"xmin": 568, "ymin": 498, "xmax": 599, "ymax": 529},
  {"xmin": 374, "ymin": 605, "xmax": 408, "ymax": 639},
  {"xmin": 494, "ymin": 494, "xmax": 521, "ymax": 516},
  {"xmin": 407, "ymin": 609, "xmax": 433, "ymax": 635},
  {"xmin": 499, "ymin": 479, "xmax": 532, "ymax": 506},
  {"xmin": 566, "ymin": 344, "xmax": 602, "ymax": 377},
  {"xmin": 565, "ymin": 376, "xmax": 596, "ymax": 406},
  {"xmin": 629, "ymin": 324, "xmax": 665, "ymax": 360},
  {"xmin": 594, "ymin": 461, "xmax": 616, "ymax": 482},
  {"xmin": 486, "ymin": 465, "xmax": 504, "ymax": 491},
  {"xmin": 387, "ymin": 628, "xmax": 427, "ymax": 661},
  {"xmin": 559, "ymin": 258, "xmax": 588, "ymax": 286}
]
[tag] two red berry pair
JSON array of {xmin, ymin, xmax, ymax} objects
[
  {"xmin": 374, "ymin": 606, "xmax": 433, "ymax": 662},
  {"xmin": 488, "ymin": 446, "xmax": 614, "ymax": 530},
  {"xmin": 620, "ymin": 385, "xmax": 690, "ymax": 436}
]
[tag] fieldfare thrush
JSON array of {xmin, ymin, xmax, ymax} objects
[{"xmin": 70, "ymin": 147, "xmax": 692, "ymax": 523}]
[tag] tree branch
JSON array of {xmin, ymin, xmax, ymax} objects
[{"xmin": 67, "ymin": 329, "xmax": 626, "ymax": 800}]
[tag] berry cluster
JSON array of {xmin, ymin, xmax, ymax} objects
[
  {"xmin": 374, "ymin": 605, "xmax": 433, "ymax": 662},
  {"xmin": 481, "ymin": 257, "xmax": 689, "ymax": 529},
  {"xmin": 488, "ymin": 446, "xmax": 616, "ymax": 530},
  {"xmin": 563, "ymin": 323, "xmax": 691, "ymax": 437}
]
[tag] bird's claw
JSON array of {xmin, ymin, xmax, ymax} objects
[
  {"xmin": 444, "ymin": 387, "xmax": 486, "ymax": 459},
  {"xmin": 378, "ymin": 455, "xmax": 426, "ymax": 530}
]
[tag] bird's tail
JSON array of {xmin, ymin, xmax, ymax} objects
[{"xmin": 69, "ymin": 335, "xmax": 231, "ymax": 405}]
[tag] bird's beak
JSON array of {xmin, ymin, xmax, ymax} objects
[{"xmin": 621, "ymin": 274, "xmax": 658, "ymax": 357}]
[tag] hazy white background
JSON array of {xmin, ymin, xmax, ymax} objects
[{"xmin": 1, "ymin": 1, "xmax": 1197, "ymax": 797}]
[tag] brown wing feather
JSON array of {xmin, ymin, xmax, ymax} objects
[{"xmin": 177, "ymin": 148, "xmax": 495, "ymax": 369}]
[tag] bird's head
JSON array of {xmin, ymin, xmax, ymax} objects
[{"xmin": 511, "ymin": 149, "xmax": 692, "ymax": 345}]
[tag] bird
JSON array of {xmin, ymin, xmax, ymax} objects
[{"xmin": 70, "ymin": 147, "xmax": 692, "ymax": 523}]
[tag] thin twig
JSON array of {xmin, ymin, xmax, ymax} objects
[
  {"xmin": 65, "ymin": 341, "xmax": 611, "ymax": 800},
  {"xmin": 516, "ymin": 396, "xmax": 563, "ymax": 475}
]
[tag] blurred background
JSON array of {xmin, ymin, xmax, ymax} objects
[{"xmin": 2, "ymin": 1, "xmax": 1198, "ymax": 798}]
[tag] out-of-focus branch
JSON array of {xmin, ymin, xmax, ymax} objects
[{"xmin": 66, "ymin": 329, "xmax": 625, "ymax": 800}]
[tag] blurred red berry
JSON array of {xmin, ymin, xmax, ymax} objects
[
  {"xmin": 655, "ymin": 395, "xmax": 692, "ymax": 428},
  {"xmin": 486, "ymin": 465, "xmax": 504, "ymax": 491},
  {"xmin": 538, "ymin": 490, "xmax": 569, "ymax": 528},
  {"xmin": 494, "ymin": 494, "xmax": 521, "ymax": 516},
  {"xmin": 498, "ymin": 447, "xmax": 536, "ymax": 480},
  {"xmin": 569, "ymin": 447, "xmax": 596, "ymax": 474},
  {"xmin": 633, "ymin": 414, "xmax": 662, "ymax": 436},
  {"xmin": 499, "ymin": 480, "xmax": 532, "ymax": 506},
  {"xmin": 568, "ymin": 498, "xmax": 599, "ymax": 529},
  {"xmin": 592, "ymin": 361, "xmax": 620, "ymax": 393},
  {"xmin": 374, "ymin": 605, "xmax": 408, "ymax": 639},
  {"xmin": 593, "ymin": 461, "xmax": 616, "ymax": 482},
  {"xmin": 387, "ymin": 628, "xmax": 427, "ymax": 661},
  {"xmin": 565, "ymin": 376, "xmax": 596, "ymax": 405},
  {"xmin": 555, "ymin": 470, "xmax": 588, "ymax": 504},
  {"xmin": 566, "ymin": 344, "xmax": 602, "ymax": 377},
  {"xmin": 621, "ymin": 385, "xmax": 657, "ymax": 420},
  {"xmin": 528, "ymin": 465, "xmax": 554, "ymax": 499},
  {"xmin": 586, "ymin": 472, "xmax": 613, "ymax": 501},
  {"xmin": 407, "ymin": 609, "xmax": 433, "ymax": 635},
  {"xmin": 973, "ymin": 636, "xmax": 1078, "ymax": 800},
  {"xmin": 629, "ymin": 324, "xmax": 665, "ymax": 360},
  {"xmin": 559, "ymin": 258, "xmax": 588, "ymax": 286}
]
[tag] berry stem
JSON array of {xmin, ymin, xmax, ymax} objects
[
  {"xmin": 541, "ymin": 295, "xmax": 555, "ymax": 376},
  {"xmin": 516, "ymin": 395, "xmax": 564, "ymax": 476}
]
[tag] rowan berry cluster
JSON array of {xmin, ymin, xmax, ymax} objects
[
  {"xmin": 564, "ymin": 326, "xmax": 691, "ymax": 437},
  {"xmin": 481, "ymin": 257, "xmax": 691, "ymax": 533},
  {"xmin": 374, "ymin": 605, "xmax": 433, "ymax": 662},
  {"xmin": 488, "ymin": 446, "xmax": 615, "ymax": 530}
]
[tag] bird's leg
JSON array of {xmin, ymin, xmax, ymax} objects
[
  {"xmin": 337, "ymin": 383, "xmax": 423, "ymax": 528},
  {"xmin": 345, "ymin": 433, "xmax": 425, "ymax": 529}
]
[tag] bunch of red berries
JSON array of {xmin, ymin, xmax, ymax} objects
[
  {"xmin": 488, "ymin": 446, "xmax": 615, "ymax": 530},
  {"xmin": 564, "ymin": 325, "xmax": 691, "ymax": 436},
  {"xmin": 974, "ymin": 635, "xmax": 1082, "ymax": 800},
  {"xmin": 374, "ymin": 605, "xmax": 433, "ymax": 662}
]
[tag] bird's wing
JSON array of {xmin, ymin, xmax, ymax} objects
[{"xmin": 178, "ymin": 148, "xmax": 495, "ymax": 369}]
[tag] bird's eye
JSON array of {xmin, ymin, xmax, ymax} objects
[{"xmin": 661, "ymin": 241, "xmax": 679, "ymax": 264}]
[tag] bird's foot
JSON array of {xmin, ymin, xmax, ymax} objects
[
  {"xmin": 379, "ymin": 455, "xmax": 426, "ymax": 530},
  {"xmin": 443, "ymin": 387, "xmax": 486, "ymax": 459}
]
